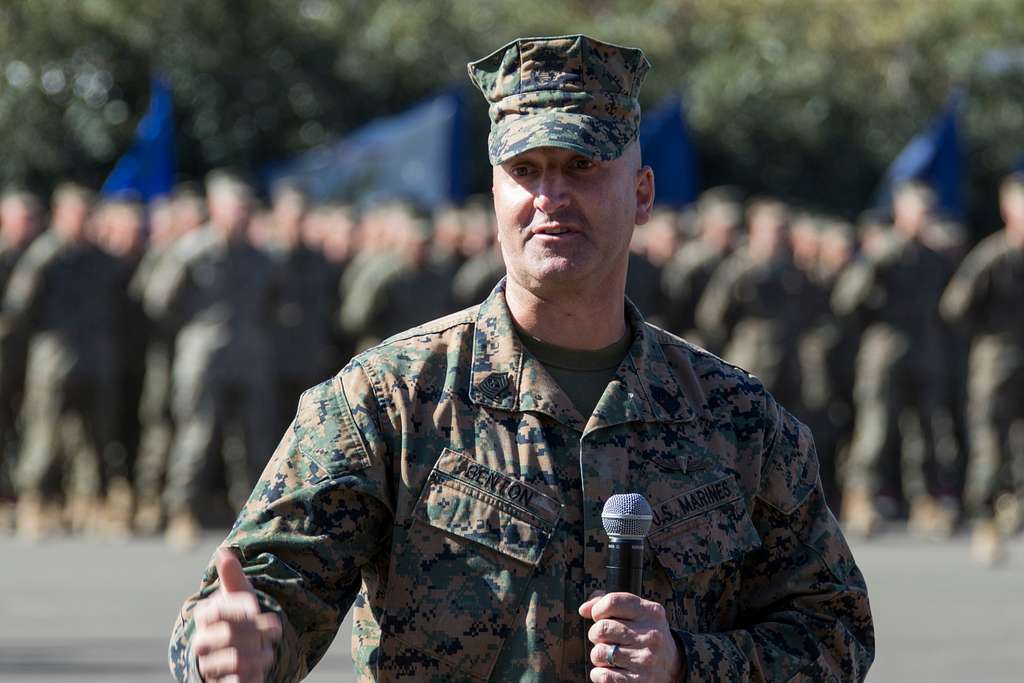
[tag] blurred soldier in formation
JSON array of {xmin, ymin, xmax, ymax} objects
[
  {"xmin": 4, "ymin": 184, "xmax": 124, "ymax": 537},
  {"xmin": 661, "ymin": 189, "xmax": 741, "ymax": 348},
  {"xmin": 834, "ymin": 182, "xmax": 956, "ymax": 538},
  {"xmin": 143, "ymin": 171, "xmax": 279, "ymax": 548},
  {"xmin": 697, "ymin": 197, "xmax": 805, "ymax": 408},
  {"xmin": 265, "ymin": 181, "xmax": 342, "ymax": 436},
  {"xmin": 306, "ymin": 202, "xmax": 358, "ymax": 365},
  {"xmin": 132, "ymin": 188, "xmax": 205, "ymax": 533},
  {"xmin": 625, "ymin": 208, "xmax": 673, "ymax": 327},
  {"xmin": 793, "ymin": 216, "xmax": 858, "ymax": 509},
  {"xmin": 0, "ymin": 189, "xmax": 43, "ymax": 528},
  {"xmin": 92, "ymin": 198, "xmax": 148, "ymax": 533},
  {"xmin": 941, "ymin": 172, "xmax": 1024, "ymax": 565},
  {"xmin": 339, "ymin": 203, "xmax": 452, "ymax": 347},
  {"xmin": 452, "ymin": 198, "xmax": 505, "ymax": 308}
]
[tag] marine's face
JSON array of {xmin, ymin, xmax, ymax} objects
[{"xmin": 492, "ymin": 144, "xmax": 653, "ymax": 294}]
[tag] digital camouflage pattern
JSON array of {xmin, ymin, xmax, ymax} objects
[
  {"xmin": 832, "ymin": 232, "xmax": 952, "ymax": 500},
  {"xmin": 468, "ymin": 35, "xmax": 650, "ymax": 165},
  {"xmin": 169, "ymin": 281, "xmax": 874, "ymax": 682},
  {"xmin": 940, "ymin": 231, "xmax": 1024, "ymax": 515}
]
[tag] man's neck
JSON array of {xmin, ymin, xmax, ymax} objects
[{"xmin": 504, "ymin": 279, "xmax": 627, "ymax": 351}]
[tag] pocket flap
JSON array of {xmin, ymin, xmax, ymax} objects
[
  {"xmin": 648, "ymin": 475, "xmax": 762, "ymax": 578},
  {"xmin": 415, "ymin": 450, "xmax": 561, "ymax": 566}
]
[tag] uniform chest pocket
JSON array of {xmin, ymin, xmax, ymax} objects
[
  {"xmin": 647, "ymin": 475, "xmax": 761, "ymax": 581},
  {"xmin": 646, "ymin": 474, "xmax": 762, "ymax": 632},
  {"xmin": 381, "ymin": 450, "xmax": 561, "ymax": 682}
]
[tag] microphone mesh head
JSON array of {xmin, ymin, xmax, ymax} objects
[{"xmin": 602, "ymin": 493, "xmax": 653, "ymax": 540}]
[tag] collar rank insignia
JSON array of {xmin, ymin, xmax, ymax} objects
[{"xmin": 479, "ymin": 372, "xmax": 511, "ymax": 400}]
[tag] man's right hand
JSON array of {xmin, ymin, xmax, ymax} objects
[{"xmin": 193, "ymin": 548, "xmax": 282, "ymax": 683}]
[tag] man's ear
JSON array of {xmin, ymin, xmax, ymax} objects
[{"xmin": 635, "ymin": 166, "xmax": 655, "ymax": 226}]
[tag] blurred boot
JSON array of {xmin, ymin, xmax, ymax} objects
[
  {"xmin": 65, "ymin": 495, "xmax": 103, "ymax": 535},
  {"xmin": 104, "ymin": 477, "xmax": 135, "ymax": 537},
  {"xmin": 840, "ymin": 488, "xmax": 881, "ymax": 538},
  {"xmin": 0, "ymin": 501, "xmax": 15, "ymax": 534},
  {"xmin": 970, "ymin": 519, "xmax": 1006, "ymax": 567},
  {"xmin": 166, "ymin": 508, "xmax": 201, "ymax": 551},
  {"xmin": 994, "ymin": 494, "xmax": 1022, "ymax": 537},
  {"xmin": 908, "ymin": 495, "xmax": 956, "ymax": 539},
  {"xmin": 16, "ymin": 493, "xmax": 61, "ymax": 539},
  {"xmin": 134, "ymin": 499, "xmax": 165, "ymax": 536}
]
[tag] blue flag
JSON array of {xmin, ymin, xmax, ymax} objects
[
  {"xmin": 874, "ymin": 90, "xmax": 966, "ymax": 219},
  {"xmin": 102, "ymin": 76, "xmax": 175, "ymax": 202},
  {"xmin": 639, "ymin": 95, "xmax": 699, "ymax": 208},
  {"xmin": 272, "ymin": 89, "xmax": 467, "ymax": 208}
]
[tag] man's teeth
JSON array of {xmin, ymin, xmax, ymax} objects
[{"xmin": 542, "ymin": 228, "xmax": 569, "ymax": 234}]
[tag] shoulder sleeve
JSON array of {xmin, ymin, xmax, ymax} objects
[{"xmin": 168, "ymin": 361, "xmax": 394, "ymax": 683}]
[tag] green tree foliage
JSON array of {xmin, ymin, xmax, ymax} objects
[{"xmin": 1, "ymin": 0, "xmax": 1023, "ymax": 228}]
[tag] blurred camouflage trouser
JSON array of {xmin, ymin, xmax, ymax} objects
[
  {"xmin": 844, "ymin": 335, "xmax": 946, "ymax": 502},
  {"xmin": 163, "ymin": 373, "xmax": 276, "ymax": 514},
  {"xmin": 964, "ymin": 342, "xmax": 1024, "ymax": 517},
  {"xmin": 15, "ymin": 375, "xmax": 117, "ymax": 499},
  {"xmin": 134, "ymin": 343, "xmax": 175, "ymax": 501},
  {"xmin": 0, "ymin": 382, "xmax": 21, "ymax": 500}
]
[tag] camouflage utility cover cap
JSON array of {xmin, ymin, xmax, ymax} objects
[{"xmin": 468, "ymin": 35, "xmax": 651, "ymax": 165}]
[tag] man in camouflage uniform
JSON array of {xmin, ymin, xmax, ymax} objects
[
  {"xmin": 660, "ymin": 189, "xmax": 740, "ymax": 349},
  {"xmin": 941, "ymin": 172, "xmax": 1024, "ymax": 565},
  {"xmin": 696, "ymin": 198, "xmax": 806, "ymax": 410},
  {"xmin": 0, "ymin": 189, "xmax": 43, "ymax": 527},
  {"xmin": 3, "ymin": 184, "xmax": 123, "ymax": 536},
  {"xmin": 170, "ymin": 35, "xmax": 873, "ymax": 682},
  {"xmin": 265, "ymin": 181, "xmax": 342, "ymax": 437},
  {"xmin": 833, "ymin": 182, "xmax": 955, "ymax": 538},
  {"xmin": 144, "ymin": 171, "xmax": 279, "ymax": 547},
  {"xmin": 339, "ymin": 203, "xmax": 453, "ymax": 348}
]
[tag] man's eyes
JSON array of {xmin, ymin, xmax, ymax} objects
[{"xmin": 570, "ymin": 158, "xmax": 595, "ymax": 170}]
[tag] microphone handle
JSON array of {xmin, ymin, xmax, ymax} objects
[{"xmin": 606, "ymin": 538, "xmax": 644, "ymax": 596}]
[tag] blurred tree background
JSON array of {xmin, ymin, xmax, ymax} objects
[{"xmin": 2, "ymin": 0, "xmax": 1024, "ymax": 232}]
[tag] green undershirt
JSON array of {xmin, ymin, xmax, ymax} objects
[{"xmin": 515, "ymin": 322, "xmax": 633, "ymax": 420}]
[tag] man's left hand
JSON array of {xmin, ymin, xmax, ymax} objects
[{"xmin": 579, "ymin": 592, "xmax": 682, "ymax": 682}]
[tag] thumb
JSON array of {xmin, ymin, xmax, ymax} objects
[{"xmin": 216, "ymin": 548, "xmax": 254, "ymax": 594}]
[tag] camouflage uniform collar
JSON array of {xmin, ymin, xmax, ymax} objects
[{"xmin": 470, "ymin": 280, "xmax": 696, "ymax": 431}]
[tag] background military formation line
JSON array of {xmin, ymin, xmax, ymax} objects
[{"xmin": 0, "ymin": 171, "xmax": 1022, "ymax": 565}]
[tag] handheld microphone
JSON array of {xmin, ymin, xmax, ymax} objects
[{"xmin": 601, "ymin": 493, "xmax": 653, "ymax": 596}]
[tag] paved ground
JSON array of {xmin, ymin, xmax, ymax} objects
[{"xmin": 1, "ymin": 530, "xmax": 1021, "ymax": 682}]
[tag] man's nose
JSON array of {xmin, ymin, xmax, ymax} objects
[{"xmin": 533, "ymin": 171, "xmax": 570, "ymax": 215}]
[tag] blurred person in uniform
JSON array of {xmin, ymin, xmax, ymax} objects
[
  {"xmin": 340, "ymin": 204, "xmax": 453, "ymax": 346},
  {"xmin": 661, "ymin": 189, "xmax": 741, "ymax": 348},
  {"xmin": 833, "ymin": 181, "xmax": 956, "ymax": 538},
  {"xmin": 93, "ymin": 198, "xmax": 148, "ymax": 533},
  {"xmin": 432, "ymin": 203, "xmax": 468, "ymax": 273},
  {"xmin": 697, "ymin": 197, "xmax": 805, "ymax": 409},
  {"xmin": 133, "ymin": 186, "xmax": 206, "ymax": 533},
  {"xmin": 794, "ymin": 216, "xmax": 858, "ymax": 509},
  {"xmin": 625, "ymin": 209, "xmax": 672, "ymax": 327},
  {"xmin": 3, "ymin": 183, "xmax": 123, "ymax": 537},
  {"xmin": 0, "ymin": 188, "xmax": 43, "ymax": 528},
  {"xmin": 452, "ymin": 198, "xmax": 506, "ymax": 308},
  {"xmin": 926, "ymin": 219, "xmax": 972, "ymax": 507},
  {"xmin": 144, "ymin": 170, "xmax": 279, "ymax": 548},
  {"xmin": 169, "ymin": 35, "xmax": 872, "ymax": 683},
  {"xmin": 941, "ymin": 172, "xmax": 1024, "ymax": 565},
  {"xmin": 309, "ymin": 202, "xmax": 359, "ymax": 366},
  {"xmin": 266, "ymin": 180, "xmax": 341, "ymax": 437}
]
